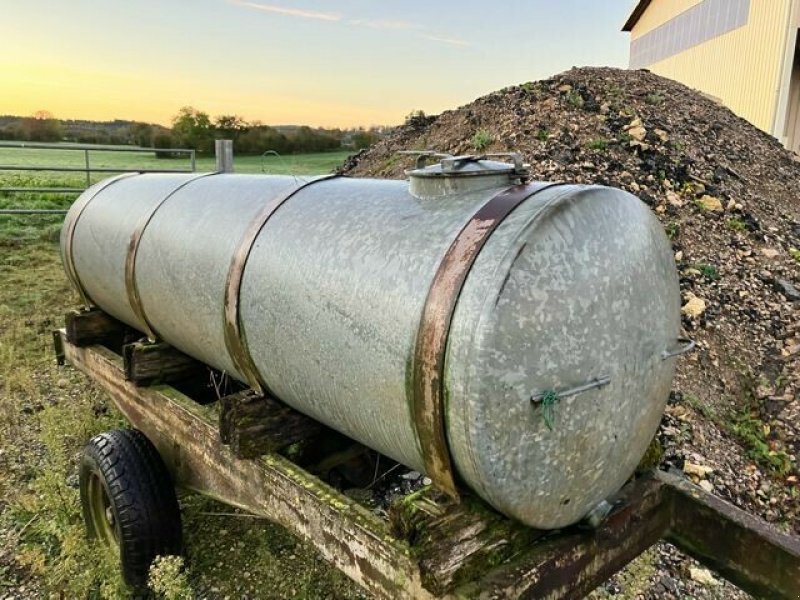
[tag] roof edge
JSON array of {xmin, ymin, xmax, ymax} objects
[{"xmin": 622, "ymin": 0, "xmax": 653, "ymax": 32}]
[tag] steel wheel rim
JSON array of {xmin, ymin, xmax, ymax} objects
[{"xmin": 87, "ymin": 471, "xmax": 119, "ymax": 549}]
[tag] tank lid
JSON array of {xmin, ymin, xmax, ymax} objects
[{"xmin": 403, "ymin": 152, "xmax": 529, "ymax": 180}]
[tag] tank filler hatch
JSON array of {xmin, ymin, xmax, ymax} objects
[{"xmin": 402, "ymin": 151, "xmax": 530, "ymax": 199}]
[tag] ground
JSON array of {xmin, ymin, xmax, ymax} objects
[
  {"xmin": 0, "ymin": 149, "xmax": 365, "ymax": 599},
  {"xmin": 0, "ymin": 134, "xmax": 789, "ymax": 599}
]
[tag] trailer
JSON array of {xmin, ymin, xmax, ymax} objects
[{"xmin": 54, "ymin": 308, "xmax": 800, "ymax": 599}]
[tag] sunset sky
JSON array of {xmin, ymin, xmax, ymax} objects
[{"xmin": 0, "ymin": 1, "xmax": 637, "ymax": 128}]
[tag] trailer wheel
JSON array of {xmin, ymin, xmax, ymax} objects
[{"xmin": 79, "ymin": 428, "xmax": 182, "ymax": 589}]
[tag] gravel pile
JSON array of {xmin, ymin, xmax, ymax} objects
[{"xmin": 343, "ymin": 67, "xmax": 800, "ymax": 544}]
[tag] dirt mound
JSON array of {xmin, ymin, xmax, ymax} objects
[{"xmin": 344, "ymin": 67, "xmax": 800, "ymax": 533}]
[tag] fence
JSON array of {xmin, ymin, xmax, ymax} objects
[{"xmin": 0, "ymin": 141, "xmax": 197, "ymax": 215}]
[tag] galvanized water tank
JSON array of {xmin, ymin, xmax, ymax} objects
[{"xmin": 60, "ymin": 154, "xmax": 681, "ymax": 528}]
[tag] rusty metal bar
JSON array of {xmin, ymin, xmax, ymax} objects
[
  {"xmin": 411, "ymin": 182, "xmax": 561, "ymax": 499},
  {"xmin": 62, "ymin": 172, "xmax": 140, "ymax": 307},
  {"xmin": 124, "ymin": 172, "xmax": 218, "ymax": 341},
  {"xmin": 222, "ymin": 174, "xmax": 339, "ymax": 392},
  {"xmin": 660, "ymin": 469, "xmax": 800, "ymax": 600}
]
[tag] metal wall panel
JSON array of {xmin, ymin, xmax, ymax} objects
[
  {"xmin": 628, "ymin": 0, "xmax": 792, "ymax": 133},
  {"xmin": 630, "ymin": 0, "xmax": 751, "ymax": 68}
]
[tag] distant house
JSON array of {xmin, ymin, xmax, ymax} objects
[{"xmin": 623, "ymin": 0, "xmax": 800, "ymax": 152}]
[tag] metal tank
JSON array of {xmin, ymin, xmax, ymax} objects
[{"xmin": 60, "ymin": 153, "xmax": 685, "ymax": 529}]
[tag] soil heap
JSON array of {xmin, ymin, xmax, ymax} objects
[{"xmin": 343, "ymin": 67, "xmax": 800, "ymax": 535}]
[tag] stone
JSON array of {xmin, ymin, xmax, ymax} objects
[
  {"xmin": 774, "ymin": 278, "xmax": 800, "ymax": 302},
  {"xmin": 681, "ymin": 295, "xmax": 706, "ymax": 318},
  {"xmin": 684, "ymin": 461, "xmax": 713, "ymax": 479},
  {"xmin": 697, "ymin": 195, "xmax": 723, "ymax": 212},
  {"xmin": 760, "ymin": 248, "xmax": 779, "ymax": 259},
  {"xmin": 699, "ymin": 480, "xmax": 714, "ymax": 493},
  {"xmin": 666, "ymin": 190, "xmax": 683, "ymax": 207},
  {"xmin": 628, "ymin": 125, "xmax": 647, "ymax": 142},
  {"xmin": 689, "ymin": 566, "xmax": 720, "ymax": 586}
]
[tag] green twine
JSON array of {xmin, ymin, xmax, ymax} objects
[{"xmin": 540, "ymin": 389, "xmax": 559, "ymax": 431}]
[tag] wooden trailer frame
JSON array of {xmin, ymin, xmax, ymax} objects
[{"xmin": 53, "ymin": 311, "xmax": 800, "ymax": 599}]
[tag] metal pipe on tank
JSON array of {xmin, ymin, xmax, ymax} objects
[{"xmin": 60, "ymin": 154, "xmax": 682, "ymax": 528}]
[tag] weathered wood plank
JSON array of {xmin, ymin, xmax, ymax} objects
[
  {"xmin": 391, "ymin": 490, "xmax": 544, "ymax": 595},
  {"xmin": 218, "ymin": 390, "xmax": 323, "ymax": 458},
  {"xmin": 661, "ymin": 470, "xmax": 800, "ymax": 600},
  {"xmin": 57, "ymin": 331, "xmax": 434, "ymax": 600},
  {"xmin": 454, "ymin": 475, "xmax": 671, "ymax": 599},
  {"xmin": 65, "ymin": 308, "xmax": 126, "ymax": 347},
  {"xmin": 122, "ymin": 340, "xmax": 206, "ymax": 386}
]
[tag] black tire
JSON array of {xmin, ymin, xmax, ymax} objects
[{"xmin": 79, "ymin": 428, "xmax": 182, "ymax": 589}]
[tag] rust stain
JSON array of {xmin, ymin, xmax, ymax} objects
[
  {"xmin": 63, "ymin": 173, "xmax": 139, "ymax": 308},
  {"xmin": 124, "ymin": 172, "xmax": 217, "ymax": 342},
  {"xmin": 411, "ymin": 183, "xmax": 562, "ymax": 499},
  {"xmin": 222, "ymin": 174, "xmax": 340, "ymax": 392}
]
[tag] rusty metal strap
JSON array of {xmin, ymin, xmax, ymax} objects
[
  {"xmin": 125, "ymin": 172, "xmax": 219, "ymax": 342},
  {"xmin": 223, "ymin": 174, "xmax": 341, "ymax": 393},
  {"xmin": 63, "ymin": 172, "xmax": 140, "ymax": 308},
  {"xmin": 411, "ymin": 182, "xmax": 562, "ymax": 499}
]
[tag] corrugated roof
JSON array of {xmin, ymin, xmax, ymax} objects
[{"xmin": 622, "ymin": 0, "xmax": 653, "ymax": 31}]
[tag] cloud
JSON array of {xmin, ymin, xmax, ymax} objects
[
  {"xmin": 228, "ymin": 1, "xmax": 469, "ymax": 47},
  {"xmin": 417, "ymin": 33, "xmax": 469, "ymax": 47},
  {"xmin": 230, "ymin": 0, "xmax": 340, "ymax": 22},
  {"xmin": 347, "ymin": 19, "xmax": 419, "ymax": 31}
]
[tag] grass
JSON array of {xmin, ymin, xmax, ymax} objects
[
  {"xmin": 682, "ymin": 394, "xmax": 793, "ymax": 477},
  {"xmin": 0, "ymin": 146, "xmax": 352, "ymax": 244},
  {"xmin": 587, "ymin": 138, "xmax": 609, "ymax": 151},
  {"xmin": 0, "ymin": 147, "xmax": 365, "ymax": 598},
  {"xmin": 726, "ymin": 216, "xmax": 747, "ymax": 232},
  {"xmin": 692, "ymin": 263, "xmax": 720, "ymax": 281},
  {"xmin": 471, "ymin": 129, "xmax": 494, "ymax": 152}
]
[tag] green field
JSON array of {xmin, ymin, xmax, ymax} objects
[
  {"xmin": 0, "ymin": 146, "xmax": 353, "ymax": 244},
  {"xmin": 0, "ymin": 146, "xmax": 364, "ymax": 598}
]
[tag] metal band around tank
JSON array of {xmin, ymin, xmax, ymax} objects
[
  {"xmin": 411, "ymin": 181, "xmax": 563, "ymax": 499},
  {"xmin": 63, "ymin": 172, "xmax": 141, "ymax": 308},
  {"xmin": 125, "ymin": 172, "xmax": 219, "ymax": 342},
  {"xmin": 223, "ymin": 174, "xmax": 341, "ymax": 393}
]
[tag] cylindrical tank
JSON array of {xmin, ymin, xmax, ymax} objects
[{"xmin": 60, "ymin": 155, "xmax": 681, "ymax": 528}]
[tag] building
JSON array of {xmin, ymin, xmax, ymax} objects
[{"xmin": 623, "ymin": 0, "xmax": 800, "ymax": 152}]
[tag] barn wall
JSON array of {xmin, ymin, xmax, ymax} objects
[{"xmin": 629, "ymin": 0, "xmax": 792, "ymax": 134}]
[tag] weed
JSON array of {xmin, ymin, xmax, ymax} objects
[
  {"xmin": 587, "ymin": 138, "xmax": 609, "ymax": 151},
  {"xmin": 536, "ymin": 128, "xmax": 549, "ymax": 142},
  {"xmin": 732, "ymin": 407, "xmax": 793, "ymax": 476},
  {"xmin": 665, "ymin": 222, "xmax": 679, "ymax": 240},
  {"xmin": 645, "ymin": 92, "xmax": 665, "ymax": 105},
  {"xmin": 693, "ymin": 263, "xmax": 720, "ymax": 281},
  {"xmin": 520, "ymin": 82, "xmax": 535, "ymax": 95},
  {"xmin": 565, "ymin": 90, "xmax": 584, "ymax": 109},
  {"xmin": 727, "ymin": 217, "xmax": 747, "ymax": 232},
  {"xmin": 789, "ymin": 248, "xmax": 800, "ymax": 263},
  {"xmin": 472, "ymin": 129, "xmax": 494, "ymax": 152},
  {"xmin": 149, "ymin": 555, "xmax": 193, "ymax": 600}
]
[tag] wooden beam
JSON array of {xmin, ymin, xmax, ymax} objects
[
  {"xmin": 454, "ymin": 475, "xmax": 671, "ymax": 599},
  {"xmin": 57, "ymin": 331, "xmax": 434, "ymax": 600},
  {"xmin": 122, "ymin": 340, "xmax": 206, "ymax": 386},
  {"xmin": 390, "ymin": 489, "xmax": 544, "ymax": 595},
  {"xmin": 65, "ymin": 308, "xmax": 126, "ymax": 347},
  {"xmin": 662, "ymin": 470, "xmax": 800, "ymax": 600},
  {"xmin": 218, "ymin": 390, "xmax": 323, "ymax": 458}
]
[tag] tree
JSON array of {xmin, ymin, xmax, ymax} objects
[
  {"xmin": 20, "ymin": 110, "xmax": 62, "ymax": 142},
  {"xmin": 171, "ymin": 106, "xmax": 214, "ymax": 153},
  {"xmin": 131, "ymin": 122, "xmax": 154, "ymax": 147},
  {"xmin": 214, "ymin": 114, "xmax": 248, "ymax": 143}
]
